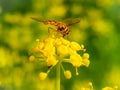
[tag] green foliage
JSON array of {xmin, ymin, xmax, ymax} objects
[{"xmin": 0, "ymin": 0, "xmax": 120, "ymax": 90}]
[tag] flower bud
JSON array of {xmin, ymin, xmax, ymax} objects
[
  {"xmin": 83, "ymin": 53, "xmax": 89, "ymax": 59},
  {"xmin": 82, "ymin": 59, "xmax": 90, "ymax": 67},
  {"xmin": 57, "ymin": 45, "xmax": 69, "ymax": 56},
  {"xmin": 29, "ymin": 55, "xmax": 35, "ymax": 62},
  {"xmin": 39, "ymin": 72, "xmax": 47, "ymax": 80},
  {"xmin": 70, "ymin": 53, "xmax": 82, "ymax": 67},
  {"xmin": 64, "ymin": 70, "xmax": 72, "ymax": 79},
  {"xmin": 46, "ymin": 55, "xmax": 58, "ymax": 66},
  {"xmin": 70, "ymin": 42, "xmax": 81, "ymax": 51}
]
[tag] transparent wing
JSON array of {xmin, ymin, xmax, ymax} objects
[
  {"xmin": 62, "ymin": 18, "xmax": 80, "ymax": 26},
  {"xmin": 31, "ymin": 17, "xmax": 45, "ymax": 22}
]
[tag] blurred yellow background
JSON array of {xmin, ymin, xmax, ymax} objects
[{"xmin": 0, "ymin": 0, "xmax": 120, "ymax": 90}]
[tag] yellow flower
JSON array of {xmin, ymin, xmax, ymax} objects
[
  {"xmin": 83, "ymin": 53, "xmax": 90, "ymax": 59},
  {"xmin": 82, "ymin": 53, "xmax": 90, "ymax": 67},
  {"xmin": 70, "ymin": 53, "xmax": 82, "ymax": 67},
  {"xmin": 39, "ymin": 72, "xmax": 47, "ymax": 80},
  {"xmin": 43, "ymin": 44, "xmax": 55, "ymax": 56},
  {"xmin": 70, "ymin": 53, "xmax": 83, "ymax": 75},
  {"xmin": 46, "ymin": 55, "xmax": 58, "ymax": 66},
  {"xmin": 38, "ymin": 43, "xmax": 44, "ymax": 50},
  {"xmin": 64, "ymin": 70, "xmax": 72, "ymax": 79},
  {"xmin": 29, "ymin": 55, "xmax": 35, "ymax": 62},
  {"xmin": 44, "ymin": 37, "xmax": 54, "ymax": 44},
  {"xmin": 68, "ymin": 47, "xmax": 77, "ymax": 55},
  {"xmin": 70, "ymin": 42, "xmax": 81, "ymax": 51},
  {"xmin": 102, "ymin": 87, "xmax": 116, "ymax": 90},
  {"xmin": 57, "ymin": 45, "xmax": 69, "ymax": 56},
  {"xmin": 29, "ymin": 39, "xmax": 44, "ymax": 53},
  {"xmin": 54, "ymin": 38, "xmax": 62, "ymax": 46},
  {"xmin": 30, "ymin": 34, "xmax": 90, "ymax": 80},
  {"xmin": 82, "ymin": 59, "xmax": 90, "ymax": 67},
  {"xmin": 42, "ymin": 38, "xmax": 55, "ymax": 56},
  {"xmin": 60, "ymin": 37, "xmax": 70, "ymax": 45},
  {"xmin": 81, "ymin": 44, "xmax": 86, "ymax": 51}
]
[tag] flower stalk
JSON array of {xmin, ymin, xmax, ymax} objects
[{"xmin": 56, "ymin": 60, "xmax": 61, "ymax": 90}]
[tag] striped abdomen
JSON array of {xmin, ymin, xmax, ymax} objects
[{"xmin": 44, "ymin": 20, "xmax": 70, "ymax": 36}]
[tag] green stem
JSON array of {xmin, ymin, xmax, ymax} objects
[
  {"xmin": 62, "ymin": 59, "xmax": 70, "ymax": 63},
  {"xmin": 56, "ymin": 60, "xmax": 60, "ymax": 90}
]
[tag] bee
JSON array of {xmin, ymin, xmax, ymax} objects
[{"xmin": 31, "ymin": 17, "xmax": 80, "ymax": 37}]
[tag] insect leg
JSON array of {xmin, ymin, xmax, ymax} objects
[{"xmin": 48, "ymin": 27, "xmax": 56, "ymax": 36}]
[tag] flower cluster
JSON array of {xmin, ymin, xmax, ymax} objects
[
  {"xmin": 29, "ymin": 35, "xmax": 90, "ymax": 80},
  {"xmin": 72, "ymin": 81, "xmax": 118, "ymax": 90},
  {"xmin": 102, "ymin": 86, "xmax": 118, "ymax": 90}
]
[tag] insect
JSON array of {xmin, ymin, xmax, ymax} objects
[{"xmin": 31, "ymin": 17, "xmax": 80, "ymax": 37}]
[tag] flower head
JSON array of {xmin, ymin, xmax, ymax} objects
[{"xmin": 29, "ymin": 34, "xmax": 90, "ymax": 79}]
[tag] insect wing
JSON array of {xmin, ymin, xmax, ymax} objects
[
  {"xmin": 31, "ymin": 17, "xmax": 45, "ymax": 22},
  {"xmin": 63, "ymin": 18, "xmax": 80, "ymax": 26}
]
